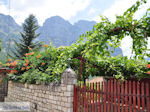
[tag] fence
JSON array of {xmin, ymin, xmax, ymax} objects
[{"xmin": 73, "ymin": 79, "xmax": 150, "ymax": 112}]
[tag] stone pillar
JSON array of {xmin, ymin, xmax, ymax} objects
[{"xmin": 61, "ymin": 68, "xmax": 77, "ymax": 112}]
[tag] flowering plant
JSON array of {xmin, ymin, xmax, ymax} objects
[
  {"xmin": 7, "ymin": 44, "xmax": 60, "ymax": 84},
  {"xmin": 147, "ymin": 62, "xmax": 150, "ymax": 75},
  {"xmin": 0, "ymin": 79, "xmax": 2, "ymax": 84}
]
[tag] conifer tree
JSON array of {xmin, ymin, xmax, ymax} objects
[{"xmin": 11, "ymin": 14, "xmax": 41, "ymax": 59}]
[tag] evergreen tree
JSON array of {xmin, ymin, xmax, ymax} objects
[{"xmin": 11, "ymin": 14, "xmax": 41, "ymax": 59}]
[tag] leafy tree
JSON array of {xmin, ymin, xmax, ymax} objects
[{"xmin": 11, "ymin": 14, "xmax": 41, "ymax": 59}]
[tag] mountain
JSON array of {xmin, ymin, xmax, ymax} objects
[
  {"xmin": 0, "ymin": 14, "xmax": 21, "ymax": 59},
  {"xmin": 0, "ymin": 14, "xmax": 123, "ymax": 57},
  {"xmin": 38, "ymin": 16, "xmax": 96, "ymax": 47},
  {"xmin": 0, "ymin": 14, "xmax": 21, "ymax": 41},
  {"xmin": 71, "ymin": 20, "xmax": 96, "ymax": 43},
  {"xmin": 73, "ymin": 20, "xmax": 96, "ymax": 37},
  {"xmin": 38, "ymin": 16, "xmax": 73, "ymax": 46},
  {"xmin": 109, "ymin": 46, "xmax": 123, "ymax": 56}
]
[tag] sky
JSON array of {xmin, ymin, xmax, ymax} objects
[{"xmin": 0, "ymin": 0, "xmax": 150, "ymax": 57}]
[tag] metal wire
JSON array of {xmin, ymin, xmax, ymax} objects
[{"xmin": 7, "ymin": 0, "xmax": 11, "ymax": 58}]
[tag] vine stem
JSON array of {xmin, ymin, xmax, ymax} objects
[{"xmin": 79, "ymin": 56, "xmax": 82, "ymax": 81}]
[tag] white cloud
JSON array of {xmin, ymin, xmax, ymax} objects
[
  {"xmin": 93, "ymin": 15, "xmax": 102, "ymax": 23},
  {"xmin": 102, "ymin": 0, "xmax": 137, "ymax": 22},
  {"xmin": 0, "ymin": 1, "xmax": 9, "ymax": 15},
  {"xmin": 93, "ymin": 0, "xmax": 150, "ymax": 23},
  {"xmin": 0, "ymin": 0, "xmax": 91, "ymax": 25},
  {"xmin": 120, "ymin": 36, "xmax": 133, "ymax": 58},
  {"xmin": 89, "ymin": 8, "xmax": 96, "ymax": 14},
  {"xmin": 134, "ymin": 0, "xmax": 150, "ymax": 19}
]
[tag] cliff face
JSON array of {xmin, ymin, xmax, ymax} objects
[{"xmin": 38, "ymin": 16, "xmax": 96, "ymax": 47}]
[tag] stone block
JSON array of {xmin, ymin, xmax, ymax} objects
[
  {"xmin": 67, "ymin": 108, "xmax": 73, "ymax": 112},
  {"xmin": 67, "ymin": 85, "xmax": 73, "ymax": 91},
  {"xmin": 64, "ymin": 92, "xmax": 73, "ymax": 97},
  {"xmin": 61, "ymin": 86, "xmax": 67, "ymax": 91},
  {"xmin": 62, "ymin": 107, "xmax": 68, "ymax": 112},
  {"xmin": 49, "ymin": 95, "xmax": 53, "ymax": 100},
  {"xmin": 61, "ymin": 97, "xmax": 67, "ymax": 102},
  {"xmin": 67, "ymin": 97, "xmax": 73, "ymax": 102}
]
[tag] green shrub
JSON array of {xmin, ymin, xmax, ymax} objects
[
  {"xmin": 6, "ymin": 43, "xmax": 149, "ymax": 84},
  {"xmin": 84, "ymin": 56, "xmax": 148, "ymax": 80},
  {"xmin": 7, "ymin": 44, "xmax": 61, "ymax": 84}
]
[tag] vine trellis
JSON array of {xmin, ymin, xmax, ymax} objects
[
  {"xmin": 75, "ymin": 0, "xmax": 150, "ymax": 60},
  {"xmin": 63, "ymin": 0, "xmax": 150, "ymax": 81}
]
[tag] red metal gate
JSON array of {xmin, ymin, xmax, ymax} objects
[{"xmin": 73, "ymin": 79, "xmax": 150, "ymax": 112}]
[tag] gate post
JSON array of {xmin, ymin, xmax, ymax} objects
[
  {"xmin": 73, "ymin": 85, "xmax": 77, "ymax": 112},
  {"xmin": 61, "ymin": 68, "xmax": 77, "ymax": 112}
]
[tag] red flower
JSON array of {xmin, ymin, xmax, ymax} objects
[
  {"xmin": 36, "ymin": 55, "xmax": 41, "ymax": 59},
  {"xmin": 10, "ymin": 70, "xmax": 14, "ymax": 74},
  {"xmin": 8, "ymin": 59, "xmax": 12, "ymax": 62},
  {"xmin": 14, "ymin": 70, "xmax": 17, "ymax": 73},
  {"xmin": 147, "ymin": 71, "xmax": 150, "ymax": 74},
  {"xmin": 28, "ymin": 46, "xmax": 32, "ymax": 50},
  {"xmin": 21, "ymin": 67, "xmax": 25, "ymax": 71},
  {"xmin": 25, "ymin": 52, "xmax": 34, "ymax": 56},
  {"xmin": 25, "ymin": 53, "xmax": 29, "ymax": 57},
  {"xmin": 10, "ymin": 70, "xmax": 17, "ymax": 74},
  {"xmin": 10, "ymin": 61, "xmax": 17, "ymax": 67},
  {"xmin": 147, "ymin": 64, "xmax": 150, "ymax": 68},
  {"xmin": 26, "ymin": 66, "xmax": 30, "ymax": 70},
  {"xmin": 41, "ymin": 62, "xmax": 45, "ymax": 66},
  {"xmin": 29, "ymin": 52, "xmax": 34, "ymax": 55},
  {"xmin": 44, "ymin": 44, "xmax": 48, "ymax": 48},
  {"xmin": 25, "ymin": 60, "xmax": 29, "ymax": 66}
]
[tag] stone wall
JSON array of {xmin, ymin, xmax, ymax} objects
[
  {"xmin": 0, "ymin": 68, "xmax": 8, "ymax": 102},
  {"xmin": 5, "ymin": 68, "xmax": 77, "ymax": 112}
]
